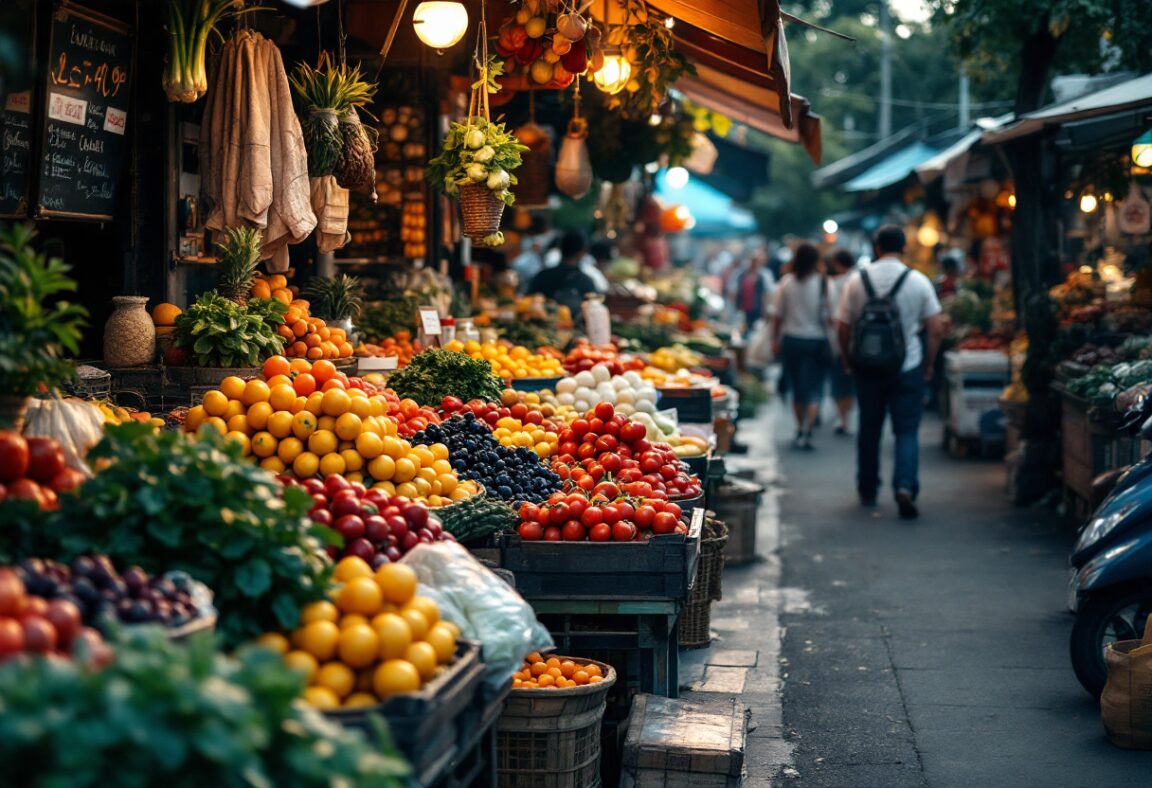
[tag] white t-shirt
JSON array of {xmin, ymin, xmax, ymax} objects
[
  {"xmin": 826, "ymin": 271, "xmax": 853, "ymax": 353},
  {"xmin": 836, "ymin": 257, "xmax": 942, "ymax": 372},
  {"xmin": 771, "ymin": 273, "xmax": 829, "ymax": 340}
]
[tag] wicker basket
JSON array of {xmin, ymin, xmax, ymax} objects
[
  {"xmin": 678, "ymin": 518, "xmax": 729, "ymax": 649},
  {"xmin": 497, "ymin": 657, "xmax": 616, "ymax": 788},
  {"xmin": 459, "ymin": 183, "xmax": 506, "ymax": 242}
]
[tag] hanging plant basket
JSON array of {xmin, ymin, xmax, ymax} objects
[
  {"xmin": 513, "ymin": 118, "xmax": 553, "ymax": 209},
  {"xmin": 459, "ymin": 184, "xmax": 506, "ymax": 242}
]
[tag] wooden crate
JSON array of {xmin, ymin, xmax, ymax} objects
[{"xmin": 621, "ymin": 695, "xmax": 746, "ymax": 787}]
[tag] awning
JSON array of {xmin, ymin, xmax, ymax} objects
[
  {"xmin": 983, "ymin": 72, "xmax": 1152, "ymax": 145},
  {"xmin": 842, "ymin": 142, "xmax": 940, "ymax": 192},
  {"xmin": 655, "ymin": 168, "xmax": 757, "ymax": 236},
  {"xmin": 916, "ymin": 115, "xmax": 1011, "ymax": 183}
]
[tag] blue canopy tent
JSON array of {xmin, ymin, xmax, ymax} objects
[{"xmin": 655, "ymin": 169, "xmax": 757, "ymax": 236}]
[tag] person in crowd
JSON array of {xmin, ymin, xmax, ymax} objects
[
  {"xmin": 836, "ymin": 225, "xmax": 943, "ymax": 519},
  {"xmin": 825, "ymin": 248, "xmax": 857, "ymax": 435},
  {"xmin": 512, "ymin": 237, "xmax": 546, "ymax": 292},
  {"xmin": 584, "ymin": 240, "xmax": 613, "ymax": 292},
  {"xmin": 935, "ymin": 251, "xmax": 962, "ymax": 298},
  {"xmin": 770, "ymin": 243, "xmax": 830, "ymax": 450},
  {"xmin": 527, "ymin": 231, "xmax": 600, "ymax": 314},
  {"xmin": 736, "ymin": 252, "xmax": 775, "ymax": 331}
]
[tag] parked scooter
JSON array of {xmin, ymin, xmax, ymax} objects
[{"xmin": 1068, "ymin": 392, "xmax": 1152, "ymax": 696}]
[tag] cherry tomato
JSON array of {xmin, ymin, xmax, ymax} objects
[
  {"xmin": 561, "ymin": 521, "xmax": 586, "ymax": 541},
  {"xmin": 578, "ymin": 443, "xmax": 598, "ymax": 460},
  {"xmin": 594, "ymin": 402, "xmax": 615, "ymax": 421},
  {"xmin": 595, "ymin": 435, "xmax": 618, "ymax": 453},
  {"xmin": 601, "ymin": 454, "xmax": 622, "ymax": 474},
  {"xmin": 571, "ymin": 419, "xmax": 590, "ymax": 437},
  {"xmin": 612, "ymin": 521, "xmax": 636, "ymax": 542},
  {"xmin": 588, "ymin": 418, "xmax": 605, "ymax": 434},
  {"xmin": 589, "ymin": 523, "xmax": 612, "ymax": 542}
]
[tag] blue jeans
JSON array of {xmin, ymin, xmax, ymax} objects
[{"xmin": 855, "ymin": 366, "xmax": 924, "ymax": 500}]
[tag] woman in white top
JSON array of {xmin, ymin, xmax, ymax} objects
[{"xmin": 771, "ymin": 243, "xmax": 831, "ymax": 449}]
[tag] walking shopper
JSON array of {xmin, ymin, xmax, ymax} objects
[
  {"xmin": 837, "ymin": 225, "xmax": 943, "ymax": 518},
  {"xmin": 735, "ymin": 252, "xmax": 775, "ymax": 332},
  {"xmin": 771, "ymin": 243, "xmax": 831, "ymax": 450},
  {"xmin": 825, "ymin": 249, "xmax": 857, "ymax": 435}
]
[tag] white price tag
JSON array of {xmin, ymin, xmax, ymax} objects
[
  {"xmin": 419, "ymin": 306, "xmax": 441, "ymax": 336},
  {"xmin": 358, "ymin": 356, "xmax": 398, "ymax": 372},
  {"xmin": 689, "ymin": 507, "xmax": 704, "ymax": 539},
  {"xmin": 47, "ymin": 92, "xmax": 86, "ymax": 126}
]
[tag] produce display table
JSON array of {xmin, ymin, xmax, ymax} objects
[
  {"xmin": 942, "ymin": 350, "xmax": 1010, "ymax": 457},
  {"xmin": 1056, "ymin": 385, "xmax": 1142, "ymax": 511}
]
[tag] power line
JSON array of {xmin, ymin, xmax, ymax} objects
[{"xmin": 816, "ymin": 87, "xmax": 1014, "ymax": 110}]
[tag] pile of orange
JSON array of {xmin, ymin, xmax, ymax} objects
[
  {"xmin": 252, "ymin": 275, "xmax": 353, "ymax": 361},
  {"xmin": 182, "ymin": 356, "xmax": 478, "ymax": 505},
  {"xmin": 356, "ymin": 331, "xmax": 421, "ymax": 366},
  {"xmin": 250, "ymin": 273, "xmax": 297, "ymax": 306},
  {"xmin": 256, "ymin": 560, "xmax": 461, "ymax": 710},
  {"xmin": 512, "ymin": 652, "xmax": 605, "ymax": 690}
]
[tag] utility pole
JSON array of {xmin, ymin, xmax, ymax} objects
[
  {"xmin": 878, "ymin": 0, "xmax": 892, "ymax": 140},
  {"xmin": 958, "ymin": 70, "xmax": 971, "ymax": 129}
]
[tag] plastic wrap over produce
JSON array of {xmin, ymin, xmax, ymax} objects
[{"xmin": 402, "ymin": 542, "xmax": 554, "ymax": 688}]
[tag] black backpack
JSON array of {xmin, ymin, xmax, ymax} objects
[{"xmin": 849, "ymin": 268, "xmax": 912, "ymax": 374}]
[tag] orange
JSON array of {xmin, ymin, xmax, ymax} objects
[
  {"xmin": 301, "ymin": 600, "xmax": 340, "ymax": 624},
  {"xmin": 284, "ymin": 650, "xmax": 319, "ymax": 682},
  {"xmin": 292, "ymin": 319, "xmax": 309, "ymax": 338},
  {"xmin": 263, "ymin": 355, "xmax": 291, "ymax": 380},
  {"xmin": 382, "ymin": 436, "xmax": 407, "ymax": 460},
  {"xmin": 584, "ymin": 664, "xmax": 602, "ymax": 678},
  {"xmin": 267, "ymin": 411, "xmax": 294, "ymax": 439},
  {"xmin": 276, "ymin": 437, "xmax": 305, "ymax": 464},
  {"xmin": 202, "ymin": 390, "xmax": 229, "ymax": 417},
  {"xmin": 429, "ymin": 443, "xmax": 450, "ymax": 462},
  {"xmin": 292, "ymin": 451, "xmax": 320, "ymax": 479},
  {"xmin": 255, "ymin": 632, "xmax": 290, "ymax": 654},
  {"xmin": 317, "ymin": 416, "xmax": 337, "ymax": 433},
  {"xmin": 226, "ymin": 414, "xmax": 249, "ymax": 434},
  {"xmin": 424, "ymin": 623, "xmax": 457, "ymax": 663},
  {"xmin": 315, "ymin": 661, "xmax": 356, "ymax": 698},
  {"xmin": 259, "ymin": 456, "xmax": 286, "ymax": 474},
  {"xmin": 269, "ymin": 384, "xmax": 297, "ymax": 412},
  {"xmin": 373, "ymin": 612, "xmax": 413, "ymax": 660},
  {"xmin": 440, "ymin": 621, "xmax": 462, "ymax": 639},
  {"xmin": 375, "ymin": 564, "xmax": 418, "ymax": 606},
  {"xmin": 341, "ymin": 449, "xmax": 364, "ymax": 473},
  {"xmin": 405, "ymin": 641, "xmax": 439, "ymax": 681},
  {"xmin": 268, "ymin": 274, "xmax": 288, "ymax": 290},
  {"xmin": 290, "ymin": 358, "xmax": 313, "ymax": 374},
  {"xmin": 199, "ymin": 417, "xmax": 228, "ymax": 438},
  {"xmin": 348, "ymin": 397, "xmax": 373, "ymax": 420},
  {"xmin": 537, "ymin": 674, "xmax": 556, "ymax": 688},
  {"xmin": 392, "ymin": 458, "xmax": 417, "ymax": 484},
  {"xmin": 373, "ymin": 659, "xmax": 422, "ymax": 698},
  {"xmin": 337, "ymin": 577, "xmax": 384, "ymax": 616},
  {"xmin": 247, "ymin": 401, "xmax": 273, "ymax": 430},
  {"xmin": 403, "ymin": 596, "xmax": 440, "ymax": 627},
  {"xmin": 339, "ymin": 614, "xmax": 369, "ymax": 630},
  {"xmin": 343, "ymin": 692, "xmax": 379, "ymax": 709},
  {"xmin": 334, "ymin": 555, "xmax": 374, "ymax": 582},
  {"xmin": 338, "ymin": 624, "xmax": 381, "ymax": 669},
  {"xmin": 345, "ymin": 471, "xmax": 365, "ymax": 484},
  {"xmin": 303, "ymin": 686, "xmax": 341, "ymax": 710},
  {"xmin": 318, "ymin": 452, "xmax": 346, "ymax": 477},
  {"xmin": 529, "ymin": 662, "xmax": 548, "ymax": 677},
  {"xmin": 219, "ymin": 376, "xmax": 246, "ymax": 401},
  {"xmin": 223, "ymin": 398, "xmax": 246, "ymax": 421},
  {"xmin": 321, "ymin": 388, "xmax": 351, "ymax": 417},
  {"xmin": 559, "ymin": 660, "xmax": 577, "ymax": 679},
  {"xmin": 395, "ymin": 482, "xmax": 419, "ymax": 499},
  {"xmin": 356, "ymin": 432, "xmax": 384, "ymax": 460},
  {"xmin": 572, "ymin": 670, "xmax": 590, "ymax": 685},
  {"xmin": 185, "ymin": 405, "xmax": 207, "ymax": 432},
  {"xmin": 293, "ymin": 373, "xmax": 317, "ymax": 396},
  {"xmin": 545, "ymin": 657, "xmax": 560, "ymax": 669},
  {"xmin": 312, "ymin": 359, "xmax": 337, "ymax": 383},
  {"xmin": 151, "ymin": 302, "xmax": 182, "ymax": 325},
  {"xmin": 291, "ymin": 411, "xmax": 318, "ymax": 440},
  {"xmin": 224, "ymin": 431, "xmax": 251, "ymax": 455},
  {"xmin": 368, "ymin": 455, "xmax": 396, "ymax": 481},
  {"xmin": 308, "ymin": 430, "xmax": 338, "ymax": 456},
  {"xmin": 295, "ymin": 620, "xmax": 340, "ymax": 661},
  {"xmin": 335, "ymin": 413, "xmax": 362, "ymax": 441},
  {"xmin": 400, "ymin": 609, "xmax": 429, "ymax": 641},
  {"xmin": 305, "ymin": 391, "xmax": 325, "ymax": 416},
  {"xmin": 242, "ymin": 379, "xmax": 271, "ymax": 407},
  {"xmin": 266, "ymin": 374, "xmax": 293, "ymax": 389},
  {"xmin": 291, "ymin": 396, "xmax": 308, "ymax": 414}
]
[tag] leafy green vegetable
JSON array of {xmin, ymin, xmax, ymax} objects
[
  {"xmin": 436, "ymin": 493, "xmax": 518, "ymax": 542},
  {"xmin": 0, "ymin": 222, "xmax": 88, "ymax": 400},
  {"xmin": 0, "ymin": 626, "xmax": 409, "ymax": 786},
  {"xmin": 30, "ymin": 424, "xmax": 335, "ymax": 646},
  {"xmin": 173, "ymin": 292, "xmax": 287, "ymax": 368},
  {"xmin": 387, "ymin": 349, "xmax": 504, "ymax": 407},
  {"xmin": 357, "ymin": 297, "xmax": 421, "ymax": 344}
]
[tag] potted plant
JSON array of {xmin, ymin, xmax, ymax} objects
[
  {"xmin": 427, "ymin": 56, "xmax": 528, "ymax": 247},
  {"xmin": 214, "ymin": 226, "xmax": 262, "ymax": 305},
  {"xmin": 0, "ymin": 224, "xmax": 87, "ymax": 430},
  {"xmin": 289, "ymin": 57, "xmax": 377, "ymax": 179},
  {"xmin": 303, "ymin": 274, "xmax": 364, "ymax": 337}
]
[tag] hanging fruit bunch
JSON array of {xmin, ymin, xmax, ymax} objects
[
  {"xmin": 289, "ymin": 58, "xmax": 378, "ymax": 179},
  {"xmin": 496, "ymin": 0, "xmax": 603, "ymax": 90}
]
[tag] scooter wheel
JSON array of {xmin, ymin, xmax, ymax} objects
[{"xmin": 1070, "ymin": 586, "xmax": 1152, "ymax": 697}]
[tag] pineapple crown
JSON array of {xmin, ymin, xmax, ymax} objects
[
  {"xmin": 216, "ymin": 226, "xmax": 263, "ymax": 287},
  {"xmin": 303, "ymin": 274, "xmax": 364, "ymax": 321}
]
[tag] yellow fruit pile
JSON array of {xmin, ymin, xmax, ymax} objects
[
  {"xmin": 444, "ymin": 340, "xmax": 564, "ymax": 380},
  {"xmin": 490, "ymin": 417, "xmax": 560, "ymax": 459},
  {"xmin": 257, "ymin": 560, "xmax": 460, "ymax": 710},
  {"xmin": 648, "ymin": 345, "xmax": 703, "ymax": 373}
]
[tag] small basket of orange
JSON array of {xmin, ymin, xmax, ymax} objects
[{"xmin": 497, "ymin": 653, "xmax": 616, "ymax": 787}]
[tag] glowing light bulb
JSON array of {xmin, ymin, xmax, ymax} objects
[
  {"xmin": 412, "ymin": 2, "xmax": 468, "ymax": 50},
  {"xmin": 1079, "ymin": 193, "xmax": 1098, "ymax": 213},
  {"xmin": 664, "ymin": 167, "xmax": 689, "ymax": 189},
  {"xmin": 822, "ymin": 219, "xmax": 839, "ymax": 234},
  {"xmin": 593, "ymin": 53, "xmax": 632, "ymax": 95}
]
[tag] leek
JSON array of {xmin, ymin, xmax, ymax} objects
[{"xmin": 163, "ymin": 0, "xmax": 263, "ymax": 103}]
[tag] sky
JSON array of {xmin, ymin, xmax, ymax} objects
[{"xmin": 889, "ymin": 0, "xmax": 931, "ymax": 23}]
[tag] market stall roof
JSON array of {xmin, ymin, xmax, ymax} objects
[
  {"xmin": 841, "ymin": 142, "xmax": 940, "ymax": 192},
  {"xmin": 655, "ymin": 169, "xmax": 757, "ymax": 236},
  {"xmin": 982, "ymin": 72, "xmax": 1152, "ymax": 144},
  {"xmin": 916, "ymin": 115, "xmax": 1012, "ymax": 183},
  {"xmin": 810, "ymin": 126, "xmax": 922, "ymax": 188}
]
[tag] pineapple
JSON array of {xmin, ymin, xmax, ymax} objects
[
  {"xmin": 215, "ymin": 226, "xmax": 262, "ymax": 305},
  {"xmin": 303, "ymin": 274, "xmax": 364, "ymax": 323}
]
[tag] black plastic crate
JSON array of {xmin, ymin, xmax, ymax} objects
[
  {"xmin": 681, "ymin": 454, "xmax": 709, "ymax": 480},
  {"xmin": 657, "ymin": 387, "xmax": 713, "ymax": 424},
  {"xmin": 497, "ymin": 528, "xmax": 701, "ymax": 602},
  {"xmin": 326, "ymin": 640, "xmax": 484, "ymax": 785}
]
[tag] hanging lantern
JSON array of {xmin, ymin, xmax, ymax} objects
[
  {"xmin": 412, "ymin": 2, "xmax": 469, "ymax": 50},
  {"xmin": 556, "ymin": 118, "xmax": 593, "ymax": 199},
  {"xmin": 593, "ymin": 51, "xmax": 632, "ymax": 95},
  {"xmin": 1132, "ymin": 130, "xmax": 1152, "ymax": 169}
]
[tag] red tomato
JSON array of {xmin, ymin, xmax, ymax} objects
[
  {"xmin": 634, "ymin": 505, "xmax": 656, "ymax": 528},
  {"xmin": 603, "ymin": 420, "xmax": 620, "ymax": 437},
  {"xmin": 577, "ymin": 443, "xmax": 598, "ymax": 460},
  {"xmin": 21, "ymin": 616, "xmax": 56, "ymax": 654},
  {"xmin": 549, "ymin": 504, "xmax": 570, "ymax": 525},
  {"xmin": 571, "ymin": 419, "xmax": 590, "ymax": 437},
  {"xmin": 7, "ymin": 479, "xmax": 43, "ymax": 505},
  {"xmin": 520, "ymin": 502, "xmax": 539, "ymax": 521},
  {"xmin": 559, "ymin": 441, "xmax": 579, "ymax": 457},
  {"xmin": 0, "ymin": 617, "xmax": 23, "ymax": 657},
  {"xmin": 577, "ymin": 475, "xmax": 595, "ymax": 491},
  {"xmin": 510, "ymin": 403, "xmax": 528, "ymax": 420},
  {"xmin": 544, "ymin": 526, "xmax": 562, "ymax": 541},
  {"xmin": 601, "ymin": 454, "xmax": 622, "ymax": 474},
  {"xmin": 620, "ymin": 422, "xmax": 647, "ymax": 443},
  {"xmin": 640, "ymin": 455, "xmax": 662, "ymax": 474},
  {"xmin": 0, "ymin": 570, "xmax": 26, "ymax": 617},
  {"xmin": 561, "ymin": 521, "xmax": 586, "ymax": 541},
  {"xmin": 518, "ymin": 522, "xmax": 543, "ymax": 540},
  {"xmin": 525, "ymin": 411, "xmax": 543, "ymax": 426},
  {"xmin": 601, "ymin": 504, "xmax": 621, "ymax": 525},
  {"xmin": 595, "ymin": 435, "xmax": 618, "ymax": 453},
  {"xmin": 589, "ymin": 523, "xmax": 612, "ymax": 542},
  {"xmin": 440, "ymin": 396, "xmax": 463, "ymax": 412},
  {"xmin": 616, "ymin": 501, "xmax": 635, "ymax": 521},
  {"xmin": 25, "ymin": 438, "xmax": 65, "ymax": 484},
  {"xmin": 664, "ymin": 502, "xmax": 682, "ymax": 519},
  {"xmin": 588, "ymin": 418, "xmax": 605, "ymax": 434},
  {"xmin": 0, "ymin": 431, "xmax": 29, "ymax": 483},
  {"xmin": 612, "ymin": 522, "xmax": 636, "ymax": 542},
  {"xmin": 535, "ymin": 507, "xmax": 552, "ymax": 526},
  {"xmin": 652, "ymin": 512, "xmax": 678, "ymax": 534},
  {"xmin": 581, "ymin": 506, "xmax": 604, "ymax": 526},
  {"xmin": 594, "ymin": 402, "xmax": 615, "ymax": 420},
  {"xmin": 567, "ymin": 498, "xmax": 588, "ymax": 519},
  {"xmin": 593, "ymin": 482, "xmax": 620, "ymax": 499}
]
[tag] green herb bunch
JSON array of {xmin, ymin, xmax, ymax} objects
[
  {"xmin": 42, "ymin": 423, "xmax": 336, "ymax": 646},
  {"xmin": 604, "ymin": 3, "xmax": 695, "ymax": 118},
  {"xmin": 0, "ymin": 223, "xmax": 87, "ymax": 401},
  {"xmin": 357, "ymin": 297, "xmax": 421, "ymax": 344},
  {"xmin": 172, "ymin": 291, "xmax": 286, "ymax": 368},
  {"xmin": 427, "ymin": 115, "xmax": 529, "ymax": 208},
  {"xmin": 387, "ymin": 348, "xmax": 505, "ymax": 407},
  {"xmin": 0, "ymin": 626, "xmax": 409, "ymax": 786}
]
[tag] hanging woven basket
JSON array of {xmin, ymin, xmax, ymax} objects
[
  {"xmin": 514, "ymin": 122, "xmax": 553, "ymax": 209},
  {"xmin": 459, "ymin": 184, "xmax": 505, "ymax": 241}
]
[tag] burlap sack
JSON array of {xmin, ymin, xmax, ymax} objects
[{"xmin": 1101, "ymin": 613, "xmax": 1152, "ymax": 749}]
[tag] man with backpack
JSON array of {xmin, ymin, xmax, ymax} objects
[{"xmin": 836, "ymin": 225, "xmax": 943, "ymax": 519}]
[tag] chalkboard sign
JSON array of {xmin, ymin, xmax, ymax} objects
[
  {"xmin": 35, "ymin": 2, "xmax": 132, "ymax": 221},
  {"xmin": 0, "ymin": 90, "xmax": 34, "ymax": 218}
]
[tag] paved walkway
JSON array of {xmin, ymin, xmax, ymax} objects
[{"xmin": 681, "ymin": 403, "xmax": 1152, "ymax": 787}]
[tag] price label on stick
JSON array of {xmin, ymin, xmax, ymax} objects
[
  {"xmin": 419, "ymin": 306, "xmax": 441, "ymax": 336},
  {"xmin": 689, "ymin": 507, "xmax": 704, "ymax": 540}
]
